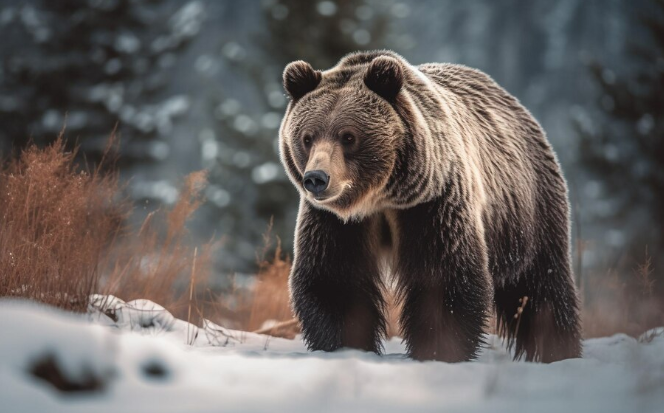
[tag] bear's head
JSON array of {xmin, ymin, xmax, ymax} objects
[{"xmin": 279, "ymin": 52, "xmax": 408, "ymax": 220}]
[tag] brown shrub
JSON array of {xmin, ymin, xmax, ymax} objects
[
  {"xmin": 227, "ymin": 242, "xmax": 664, "ymax": 340},
  {"xmin": 0, "ymin": 136, "xmax": 294, "ymax": 333},
  {"xmin": 245, "ymin": 241, "xmax": 292, "ymax": 331},
  {"xmin": 101, "ymin": 170, "xmax": 215, "ymax": 326},
  {"xmin": 582, "ymin": 249, "xmax": 663, "ymax": 338},
  {"xmin": 217, "ymin": 226, "xmax": 297, "ymax": 338},
  {"xmin": 0, "ymin": 136, "xmax": 217, "ymax": 326},
  {"xmin": 3, "ymin": 136, "xmax": 661, "ymax": 341},
  {"xmin": 0, "ymin": 136, "xmax": 123, "ymax": 311}
]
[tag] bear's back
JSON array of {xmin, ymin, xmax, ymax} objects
[{"xmin": 416, "ymin": 62, "xmax": 553, "ymax": 161}]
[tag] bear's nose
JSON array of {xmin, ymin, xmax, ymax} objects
[{"xmin": 303, "ymin": 170, "xmax": 329, "ymax": 195}]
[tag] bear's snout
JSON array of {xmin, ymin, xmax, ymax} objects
[{"xmin": 303, "ymin": 170, "xmax": 329, "ymax": 195}]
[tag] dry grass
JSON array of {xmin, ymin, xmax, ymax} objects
[
  {"xmin": 101, "ymin": 170, "xmax": 215, "ymax": 326},
  {"xmin": 1, "ymin": 137, "xmax": 661, "ymax": 342},
  {"xmin": 0, "ymin": 136, "xmax": 215, "ymax": 326},
  {"xmin": 241, "ymin": 244, "xmax": 663, "ymax": 341},
  {"xmin": 0, "ymin": 136, "xmax": 123, "ymax": 311},
  {"xmin": 245, "ymin": 234, "xmax": 293, "ymax": 331},
  {"xmin": 583, "ymin": 249, "xmax": 663, "ymax": 338},
  {"xmin": 206, "ymin": 225, "xmax": 299, "ymax": 338},
  {"xmin": 0, "ymin": 136, "xmax": 293, "ymax": 333},
  {"xmin": 246, "ymin": 253, "xmax": 663, "ymax": 341}
]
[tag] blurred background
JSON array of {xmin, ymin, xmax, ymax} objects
[{"xmin": 0, "ymin": 0, "xmax": 662, "ymax": 332}]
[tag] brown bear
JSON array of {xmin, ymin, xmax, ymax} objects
[{"xmin": 278, "ymin": 50, "xmax": 581, "ymax": 363}]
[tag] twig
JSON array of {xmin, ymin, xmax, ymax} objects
[
  {"xmin": 186, "ymin": 247, "xmax": 198, "ymax": 345},
  {"xmin": 636, "ymin": 246, "xmax": 654, "ymax": 297}
]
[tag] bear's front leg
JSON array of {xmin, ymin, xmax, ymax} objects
[
  {"xmin": 290, "ymin": 200, "xmax": 386, "ymax": 353},
  {"xmin": 395, "ymin": 198, "xmax": 492, "ymax": 362}
]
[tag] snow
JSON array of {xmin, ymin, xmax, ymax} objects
[{"xmin": 0, "ymin": 298, "xmax": 663, "ymax": 413}]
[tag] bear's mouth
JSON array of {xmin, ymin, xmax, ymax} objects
[
  {"xmin": 311, "ymin": 193, "xmax": 338, "ymax": 203},
  {"xmin": 308, "ymin": 181, "xmax": 352, "ymax": 204}
]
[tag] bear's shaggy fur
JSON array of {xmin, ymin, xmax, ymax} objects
[{"xmin": 279, "ymin": 50, "xmax": 582, "ymax": 362}]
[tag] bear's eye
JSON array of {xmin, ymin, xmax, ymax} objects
[
  {"xmin": 341, "ymin": 133, "xmax": 355, "ymax": 145},
  {"xmin": 302, "ymin": 135, "xmax": 312, "ymax": 147}
]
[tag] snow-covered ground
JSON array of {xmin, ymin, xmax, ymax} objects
[{"xmin": 0, "ymin": 298, "xmax": 662, "ymax": 413}]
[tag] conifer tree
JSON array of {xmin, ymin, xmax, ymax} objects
[{"xmin": 0, "ymin": 0, "xmax": 204, "ymax": 164}]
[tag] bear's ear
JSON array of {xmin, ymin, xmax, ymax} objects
[
  {"xmin": 364, "ymin": 56, "xmax": 403, "ymax": 102},
  {"xmin": 283, "ymin": 60, "xmax": 322, "ymax": 101}
]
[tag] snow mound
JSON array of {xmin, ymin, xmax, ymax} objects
[{"xmin": 1, "ymin": 298, "xmax": 663, "ymax": 413}]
